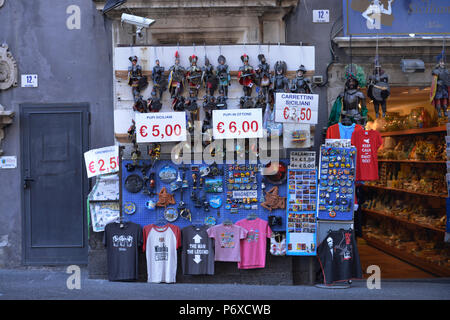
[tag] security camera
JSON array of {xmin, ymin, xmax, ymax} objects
[{"xmin": 121, "ymin": 13, "xmax": 155, "ymax": 28}]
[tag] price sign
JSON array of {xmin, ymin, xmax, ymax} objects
[
  {"xmin": 136, "ymin": 112, "xmax": 187, "ymax": 143},
  {"xmin": 289, "ymin": 151, "xmax": 316, "ymax": 169},
  {"xmin": 84, "ymin": 146, "xmax": 119, "ymax": 178},
  {"xmin": 275, "ymin": 93, "xmax": 319, "ymax": 125},
  {"xmin": 212, "ymin": 108, "xmax": 263, "ymax": 139}
]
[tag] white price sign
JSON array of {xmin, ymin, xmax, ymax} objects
[
  {"xmin": 290, "ymin": 151, "xmax": 316, "ymax": 169},
  {"xmin": 84, "ymin": 146, "xmax": 119, "ymax": 178},
  {"xmin": 212, "ymin": 108, "xmax": 263, "ymax": 139},
  {"xmin": 136, "ymin": 112, "xmax": 187, "ymax": 143},
  {"xmin": 275, "ymin": 93, "xmax": 319, "ymax": 125}
]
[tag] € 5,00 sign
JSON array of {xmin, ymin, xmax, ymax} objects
[
  {"xmin": 212, "ymin": 108, "xmax": 263, "ymax": 140},
  {"xmin": 136, "ymin": 112, "xmax": 187, "ymax": 143},
  {"xmin": 275, "ymin": 93, "xmax": 319, "ymax": 125},
  {"xmin": 84, "ymin": 146, "xmax": 119, "ymax": 178}
]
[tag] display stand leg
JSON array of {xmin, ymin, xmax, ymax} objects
[{"xmin": 119, "ymin": 146, "xmax": 125, "ymax": 221}]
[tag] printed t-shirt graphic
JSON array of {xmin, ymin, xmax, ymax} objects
[
  {"xmin": 236, "ymin": 218, "xmax": 272, "ymax": 269},
  {"xmin": 143, "ymin": 223, "xmax": 181, "ymax": 283},
  {"xmin": 103, "ymin": 221, "xmax": 143, "ymax": 281},
  {"xmin": 317, "ymin": 229, "xmax": 363, "ymax": 285},
  {"xmin": 181, "ymin": 225, "xmax": 215, "ymax": 275},
  {"xmin": 207, "ymin": 224, "xmax": 248, "ymax": 262},
  {"xmin": 351, "ymin": 129, "xmax": 383, "ymax": 181}
]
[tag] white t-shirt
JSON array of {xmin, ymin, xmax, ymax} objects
[{"xmin": 143, "ymin": 224, "xmax": 181, "ymax": 283}]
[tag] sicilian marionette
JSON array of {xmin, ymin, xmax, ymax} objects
[
  {"xmin": 216, "ymin": 55, "xmax": 231, "ymax": 97},
  {"xmin": 256, "ymin": 54, "xmax": 271, "ymax": 97},
  {"xmin": 328, "ymin": 64, "xmax": 368, "ymax": 127},
  {"xmin": 128, "ymin": 56, "xmax": 148, "ymax": 102},
  {"xmin": 151, "ymin": 59, "xmax": 167, "ymax": 99},
  {"xmin": 215, "ymin": 88, "xmax": 227, "ymax": 110},
  {"xmin": 186, "ymin": 54, "xmax": 202, "ymax": 98},
  {"xmin": 238, "ymin": 54, "xmax": 256, "ymax": 97},
  {"xmin": 430, "ymin": 54, "xmax": 449, "ymax": 118},
  {"xmin": 270, "ymin": 61, "xmax": 289, "ymax": 105},
  {"xmin": 147, "ymin": 90, "xmax": 162, "ymax": 112},
  {"xmin": 184, "ymin": 88, "xmax": 199, "ymax": 133},
  {"xmin": 290, "ymin": 65, "xmax": 313, "ymax": 94},
  {"xmin": 202, "ymin": 57, "xmax": 218, "ymax": 97},
  {"xmin": 168, "ymin": 51, "xmax": 186, "ymax": 99},
  {"xmin": 367, "ymin": 59, "xmax": 390, "ymax": 118},
  {"xmin": 133, "ymin": 95, "xmax": 148, "ymax": 113},
  {"xmin": 202, "ymin": 94, "xmax": 216, "ymax": 120}
]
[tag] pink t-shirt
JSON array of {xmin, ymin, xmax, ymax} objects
[
  {"xmin": 207, "ymin": 224, "xmax": 248, "ymax": 262},
  {"xmin": 236, "ymin": 218, "xmax": 272, "ymax": 269}
]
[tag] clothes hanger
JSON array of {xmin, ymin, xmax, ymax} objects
[
  {"xmin": 223, "ymin": 219, "xmax": 233, "ymax": 226},
  {"xmin": 246, "ymin": 212, "xmax": 258, "ymax": 220}
]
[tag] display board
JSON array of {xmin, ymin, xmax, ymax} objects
[
  {"xmin": 316, "ymin": 145, "xmax": 356, "ymax": 221},
  {"xmin": 286, "ymin": 169, "xmax": 318, "ymax": 256},
  {"xmin": 121, "ymin": 159, "xmax": 288, "ymax": 232}
]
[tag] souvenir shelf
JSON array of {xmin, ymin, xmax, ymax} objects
[{"xmin": 361, "ymin": 125, "xmax": 449, "ymax": 276}]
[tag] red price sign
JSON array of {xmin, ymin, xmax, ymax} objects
[
  {"xmin": 84, "ymin": 146, "xmax": 119, "ymax": 178},
  {"xmin": 136, "ymin": 112, "xmax": 186, "ymax": 143},
  {"xmin": 213, "ymin": 108, "xmax": 263, "ymax": 139},
  {"xmin": 275, "ymin": 93, "xmax": 319, "ymax": 125}
]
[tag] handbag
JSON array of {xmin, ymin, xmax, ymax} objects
[{"xmin": 270, "ymin": 232, "xmax": 286, "ymax": 256}]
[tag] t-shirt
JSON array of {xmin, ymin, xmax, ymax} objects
[
  {"xmin": 207, "ymin": 224, "xmax": 248, "ymax": 262},
  {"xmin": 143, "ymin": 224, "xmax": 181, "ymax": 283},
  {"xmin": 317, "ymin": 229, "xmax": 363, "ymax": 285},
  {"xmin": 181, "ymin": 225, "xmax": 215, "ymax": 275},
  {"xmin": 235, "ymin": 218, "xmax": 272, "ymax": 269},
  {"xmin": 326, "ymin": 123, "xmax": 363, "ymax": 140},
  {"xmin": 103, "ymin": 221, "xmax": 143, "ymax": 281},
  {"xmin": 351, "ymin": 129, "xmax": 383, "ymax": 181}
]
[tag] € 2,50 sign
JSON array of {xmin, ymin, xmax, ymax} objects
[
  {"xmin": 275, "ymin": 93, "xmax": 319, "ymax": 125},
  {"xmin": 136, "ymin": 112, "xmax": 187, "ymax": 143},
  {"xmin": 84, "ymin": 146, "xmax": 119, "ymax": 178},
  {"xmin": 212, "ymin": 108, "xmax": 263, "ymax": 140}
]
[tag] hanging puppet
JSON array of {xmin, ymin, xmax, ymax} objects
[
  {"xmin": 128, "ymin": 56, "xmax": 148, "ymax": 102},
  {"xmin": 216, "ymin": 55, "xmax": 231, "ymax": 98},
  {"xmin": 238, "ymin": 54, "xmax": 256, "ymax": 97},
  {"xmin": 151, "ymin": 59, "xmax": 167, "ymax": 99},
  {"xmin": 367, "ymin": 58, "xmax": 390, "ymax": 118},
  {"xmin": 256, "ymin": 54, "xmax": 271, "ymax": 98},
  {"xmin": 186, "ymin": 54, "xmax": 202, "ymax": 98},
  {"xmin": 430, "ymin": 53, "xmax": 449, "ymax": 118},
  {"xmin": 270, "ymin": 61, "xmax": 289, "ymax": 104},
  {"xmin": 168, "ymin": 51, "xmax": 186, "ymax": 99},
  {"xmin": 328, "ymin": 64, "xmax": 368, "ymax": 127},
  {"xmin": 184, "ymin": 88, "xmax": 199, "ymax": 133},
  {"xmin": 290, "ymin": 65, "xmax": 313, "ymax": 94},
  {"xmin": 147, "ymin": 90, "xmax": 162, "ymax": 112},
  {"xmin": 201, "ymin": 57, "xmax": 218, "ymax": 97}
]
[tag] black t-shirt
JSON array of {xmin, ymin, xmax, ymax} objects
[
  {"xmin": 181, "ymin": 225, "xmax": 215, "ymax": 275},
  {"xmin": 317, "ymin": 229, "xmax": 362, "ymax": 285},
  {"xmin": 103, "ymin": 221, "xmax": 143, "ymax": 281}
]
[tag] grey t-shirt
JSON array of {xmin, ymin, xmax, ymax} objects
[
  {"xmin": 103, "ymin": 221, "xmax": 143, "ymax": 281},
  {"xmin": 181, "ymin": 225, "xmax": 215, "ymax": 275}
]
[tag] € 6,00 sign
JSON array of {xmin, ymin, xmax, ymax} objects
[
  {"xmin": 212, "ymin": 108, "xmax": 263, "ymax": 140},
  {"xmin": 136, "ymin": 112, "xmax": 187, "ymax": 143},
  {"xmin": 84, "ymin": 146, "xmax": 119, "ymax": 178},
  {"xmin": 275, "ymin": 93, "xmax": 319, "ymax": 125}
]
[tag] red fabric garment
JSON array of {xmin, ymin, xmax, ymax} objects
[
  {"xmin": 326, "ymin": 123, "xmax": 363, "ymax": 139},
  {"xmin": 351, "ymin": 130, "xmax": 383, "ymax": 181}
]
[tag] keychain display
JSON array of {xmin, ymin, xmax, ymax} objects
[{"xmin": 317, "ymin": 146, "xmax": 356, "ymax": 221}]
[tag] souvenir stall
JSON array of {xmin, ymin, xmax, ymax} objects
[{"xmin": 93, "ymin": 44, "xmax": 326, "ymax": 283}]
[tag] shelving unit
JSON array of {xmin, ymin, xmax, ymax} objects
[
  {"xmin": 362, "ymin": 235, "xmax": 450, "ymax": 277},
  {"xmin": 362, "ymin": 125, "xmax": 449, "ymax": 277}
]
